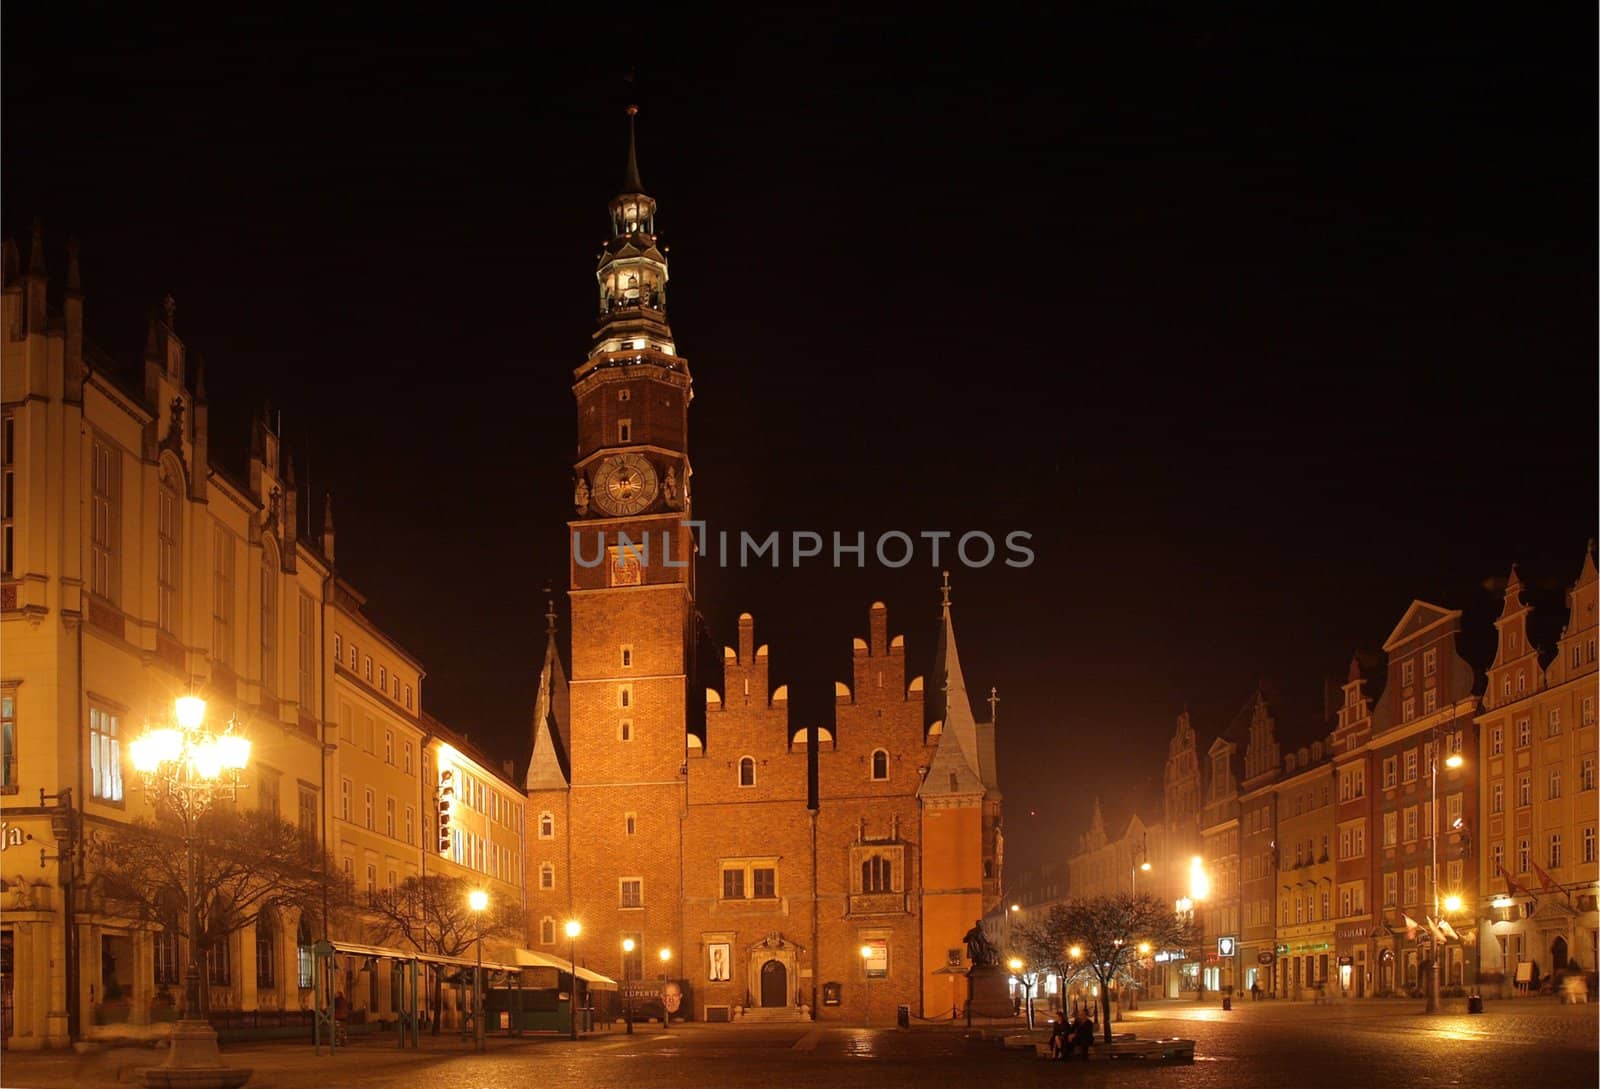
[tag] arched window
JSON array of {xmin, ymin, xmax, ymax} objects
[
  {"xmin": 870, "ymin": 749, "xmax": 889, "ymax": 781},
  {"xmin": 540, "ymin": 917, "xmax": 556, "ymax": 945},
  {"xmin": 538, "ymin": 812, "xmax": 555, "ymax": 839},
  {"xmin": 260, "ymin": 541, "xmax": 278, "ymax": 692},
  {"xmin": 862, "ymin": 854, "xmax": 893, "ymax": 893},
  {"xmin": 157, "ymin": 464, "xmax": 181, "ymax": 634},
  {"xmin": 256, "ymin": 910, "xmax": 277, "ymax": 988},
  {"xmin": 296, "ymin": 918, "xmax": 314, "ymax": 989},
  {"xmin": 738, "ymin": 757, "xmax": 756, "ymax": 787}
]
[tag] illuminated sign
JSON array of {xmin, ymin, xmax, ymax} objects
[{"xmin": 1217, "ymin": 936, "xmax": 1236, "ymax": 958}]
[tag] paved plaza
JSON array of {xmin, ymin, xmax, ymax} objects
[{"xmin": 2, "ymin": 999, "xmax": 1593, "ymax": 1089}]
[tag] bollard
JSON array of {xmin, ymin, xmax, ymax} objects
[
  {"xmin": 1221, "ymin": 995, "xmax": 1232, "ymax": 1011},
  {"xmin": 1467, "ymin": 994, "xmax": 1484, "ymax": 1014}
]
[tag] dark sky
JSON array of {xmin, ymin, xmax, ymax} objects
[{"xmin": 6, "ymin": 8, "xmax": 1595, "ymax": 873}]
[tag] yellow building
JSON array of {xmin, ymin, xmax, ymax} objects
[
  {"xmin": 1476, "ymin": 553, "xmax": 1598, "ymax": 989},
  {"xmin": 1272, "ymin": 741, "xmax": 1337, "ymax": 998},
  {"xmin": 0, "ymin": 231, "xmax": 523, "ymax": 1048}
]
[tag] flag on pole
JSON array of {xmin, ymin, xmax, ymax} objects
[
  {"xmin": 1530, "ymin": 860, "xmax": 1561, "ymax": 894},
  {"xmin": 1401, "ymin": 913, "xmax": 1421, "ymax": 940},
  {"xmin": 1424, "ymin": 916, "xmax": 1446, "ymax": 944},
  {"xmin": 1496, "ymin": 862, "xmax": 1536, "ymax": 903},
  {"xmin": 1438, "ymin": 918, "xmax": 1461, "ymax": 943}
]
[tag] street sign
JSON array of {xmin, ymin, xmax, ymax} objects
[{"xmin": 1217, "ymin": 936, "xmax": 1236, "ymax": 958}]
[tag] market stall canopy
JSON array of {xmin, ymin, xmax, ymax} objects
[{"xmin": 514, "ymin": 947, "xmax": 619, "ymax": 990}]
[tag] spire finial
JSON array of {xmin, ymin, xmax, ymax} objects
[
  {"xmin": 544, "ymin": 584, "xmax": 557, "ymax": 636},
  {"xmin": 987, "ymin": 686, "xmax": 999, "ymax": 724},
  {"xmin": 28, "ymin": 219, "xmax": 45, "ymax": 276},
  {"xmin": 940, "ymin": 570, "xmax": 952, "ymax": 610},
  {"xmin": 66, "ymin": 235, "xmax": 81, "ymax": 292},
  {"xmin": 621, "ymin": 104, "xmax": 645, "ymax": 194}
]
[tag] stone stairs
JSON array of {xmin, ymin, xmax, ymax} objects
[{"xmin": 736, "ymin": 1006, "xmax": 811, "ymax": 1024}]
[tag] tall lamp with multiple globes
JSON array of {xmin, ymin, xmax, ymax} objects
[
  {"xmin": 469, "ymin": 889, "xmax": 488, "ymax": 1050},
  {"xmin": 129, "ymin": 694, "xmax": 253, "ymax": 1089},
  {"xmin": 565, "ymin": 920, "xmax": 582, "ymax": 1039}
]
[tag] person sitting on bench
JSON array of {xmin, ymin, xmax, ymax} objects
[
  {"xmin": 1048, "ymin": 1012, "xmax": 1069, "ymax": 1060},
  {"xmin": 1069, "ymin": 1010, "xmax": 1096, "ymax": 1060}
]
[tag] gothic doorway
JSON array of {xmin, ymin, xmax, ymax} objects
[
  {"xmin": 760, "ymin": 960, "xmax": 787, "ymax": 1008},
  {"xmin": 1552, "ymin": 936, "xmax": 1569, "ymax": 974}
]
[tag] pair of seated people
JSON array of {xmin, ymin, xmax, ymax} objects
[{"xmin": 1049, "ymin": 1010, "xmax": 1096, "ymax": 1060}]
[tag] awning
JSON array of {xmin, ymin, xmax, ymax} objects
[
  {"xmin": 514, "ymin": 947, "xmax": 618, "ymax": 991},
  {"xmin": 314, "ymin": 937, "xmax": 525, "ymax": 975}
]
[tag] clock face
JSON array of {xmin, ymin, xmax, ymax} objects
[{"xmin": 591, "ymin": 453, "xmax": 659, "ymax": 516}]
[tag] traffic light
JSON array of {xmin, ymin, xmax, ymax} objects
[{"xmin": 437, "ymin": 770, "xmax": 454, "ymax": 854}]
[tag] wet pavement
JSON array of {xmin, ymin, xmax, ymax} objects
[{"xmin": 2, "ymin": 997, "xmax": 1592, "ymax": 1089}]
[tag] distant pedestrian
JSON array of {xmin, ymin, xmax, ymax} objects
[{"xmin": 1251, "ymin": 980, "xmax": 1262, "ymax": 1002}]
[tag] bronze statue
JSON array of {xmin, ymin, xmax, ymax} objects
[{"xmin": 963, "ymin": 919, "xmax": 999, "ymax": 968}]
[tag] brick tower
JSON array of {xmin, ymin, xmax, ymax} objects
[{"xmin": 527, "ymin": 106, "xmax": 693, "ymax": 985}]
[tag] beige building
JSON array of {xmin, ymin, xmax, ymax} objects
[
  {"xmin": 1271, "ymin": 740, "xmax": 1336, "ymax": 998},
  {"xmin": 1476, "ymin": 552, "xmax": 1598, "ymax": 989},
  {"xmin": 0, "ymin": 230, "xmax": 522, "ymax": 1049}
]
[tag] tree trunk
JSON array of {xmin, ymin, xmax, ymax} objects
[
  {"xmin": 1100, "ymin": 985, "xmax": 1112, "ymax": 1043},
  {"xmin": 431, "ymin": 971, "xmax": 443, "ymax": 1035}
]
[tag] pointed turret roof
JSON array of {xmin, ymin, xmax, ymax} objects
[
  {"xmin": 919, "ymin": 573, "xmax": 986, "ymax": 799},
  {"xmin": 620, "ymin": 104, "xmax": 647, "ymax": 196},
  {"xmin": 525, "ymin": 598, "xmax": 571, "ymax": 791}
]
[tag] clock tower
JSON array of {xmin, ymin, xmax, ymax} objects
[{"xmin": 562, "ymin": 106, "xmax": 693, "ymax": 979}]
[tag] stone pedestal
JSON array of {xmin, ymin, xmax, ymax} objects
[
  {"xmin": 965, "ymin": 965, "xmax": 1014, "ymax": 1019},
  {"xmin": 141, "ymin": 1021, "xmax": 252, "ymax": 1089}
]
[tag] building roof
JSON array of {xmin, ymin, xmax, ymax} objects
[
  {"xmin": 524, "ymin": 604, "xmax": 571, "ymax": 791},
  {"xmin": 918, "ymin": 578, "xmax": 987, "ymax": 799}
]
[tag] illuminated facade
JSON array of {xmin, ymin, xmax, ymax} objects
[
  {"xmin": 0, "ymin": 232, "xmax": 521, "ymax": 1048},
  {"xmin": 1475, "ymin": 552, "xmax": 1598, "ymax": 991},
  {"xmin": 520, "ymin": 113, "xmax": 1002, "ymax": 1022}
]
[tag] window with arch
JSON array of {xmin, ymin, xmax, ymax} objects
[
  {"xmin": 862, "ymin": 854, "xmax": 893, "ymax": 892},
  {"xmin": 296, "ymin": 917, "xmax": 314, "ymax": 988},
  {"xmin": 260, "ymin": 542, "xmax": 278, "ymax": 691},
  {"xmin": 738, "ymin": 756, "xmax": 756, "ymax": 787},
  {"xmin": 540, "ymin": 917, "xmax": 556, "ymax": 945},
  {"xmin": 538, "ymin": 812, "xmax": 555, "ymax": 839},
  {"xmin": 870, "ymin": 749, "xmax": 889, "ymax": 781},
  {"xmin": 256, "ymin": 910, "xmax": 277, "ymax": 988},
  {"xmin": 157, "ymin": 464, "xmax": 181, "ymax": 634},
  {"xmin": 540, "ymin": 862, "xmax": 555, "ymax": 890}
]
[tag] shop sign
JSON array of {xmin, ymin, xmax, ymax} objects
[
  {"xmin": 0, "ymin": 821, "xmax": 28, "ymax": 851},
  {"xmin": 1274, "ymin": 943, "xmax": 1289, "ymax": 956},
  {"xmin": 1257, "ymin": 952, "xmax": 1274, "ymax": 964},
  {"xmin": 1335, "ymin": 924, "xmax": 1368, "ymax": 942},
  {"xmin": 1217, "ymin": 936, "xmax": 1236, "ymax": 958}
]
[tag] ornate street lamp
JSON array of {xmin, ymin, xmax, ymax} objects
[
  {"xmin": 622, "ymin": 937, "xmax": 636, "ymax": 1034},
  {"xmin": 129, "ymin": 694, "xmax": 252, "ymax": 1089},
  {"xmin": 1426, "ymin": 732, "xmax": 1467, "ymax": 1015},
  {"xmin": 658, "ymin": 948, "xmax": 673, "ymax": 1028},
  {"xmin": 469, "ymin": 890, "xmax": 488, "ymax": 1051},
  {"xmin": 860, "ymin": 945, "xmax": 874, "ymax": 1025}
]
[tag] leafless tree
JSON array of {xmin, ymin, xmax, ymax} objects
[
  {"xmin": 366, "ymin": 875, "xmax": 523, "ymax": 1033},
  {"xmin": 89, "ymin": 807, "xmax": 346, "ymax": 1013},
  {"xmin": 1015, "ymin": 892, "xmax": 1195, "ymax": 1042}
]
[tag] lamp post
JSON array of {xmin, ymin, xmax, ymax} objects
[
  {"xmin": 1426, "ymin": 730, "xmax": 1466, "ymax": 1015},
  {"xmin": 1008, "ymin": 958, "xmax": 1034, "ymax": 1028},
  {"xmin": 565, "ymin": 920, "xmax": 581, "ymax": 1040},
  {"xmin": 860, "ymin": 944, "xmax": 873, "ymax": 1026},
  {"xmin": 658, "ymin": 948, "xmax": 673, "ymax": 1028},
  {"xmin": 129, "ymin": 694, "xmax": 253, "ymax": 1089},
  {"xmin": 622, "ymin": 938, "xmax": 635, "ymax": 1034},
  {"xmin": 1130, "ymin": 834, "xmax": 1152, "ymax": 894},
  {"xmin": 469, "ymin": 890, "xmax": 487, "ymax": 1051}
]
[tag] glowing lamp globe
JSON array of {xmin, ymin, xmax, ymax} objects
[
  {"xmin": 565, "ymin": 920, "xmax": 581, "ymax": 939},
  {"xmin": 469, "ymin": 889, "xmax": 488, "ymax": 912},
  {"xmin": 175, "ymin": 695, "xmax": 207, "ymax": 730},
  {"xmin": 1443, "ymin": 894, "xmax": 1462, "ymax": 913}
]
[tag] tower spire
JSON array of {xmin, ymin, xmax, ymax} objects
[{"xmin": 621, "ymin": 104, "xmax": 646, "ymax": 195}]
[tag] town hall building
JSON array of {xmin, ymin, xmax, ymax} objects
[{"xmin": 519, "ymin": 111, "xmax": 1004, "ymax": 1023}]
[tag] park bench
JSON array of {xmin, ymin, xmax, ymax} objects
[{"xmin": 1034, "ymin": 1034, "xmax": 1194, "ymax": 1064}]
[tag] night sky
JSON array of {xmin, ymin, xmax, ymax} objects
[{"xmin": 6, "ymin": 8, "xmax": 1594, "ymax": 873}]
